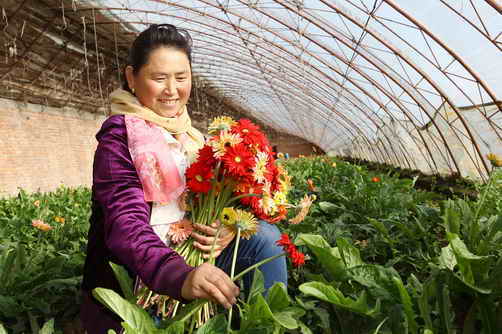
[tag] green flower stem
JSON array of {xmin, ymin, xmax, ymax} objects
[
  {"xmin": 227, "ymin": 228, "xmax": 241, "ymax": 333},
  {"xmin": 209, "ymin": 224, "xmax": 224, "ymax": 265},
  {"xmin": 232, "ymin": 252, "xmax": 286, "ymax": 282},
  {"xmin": 474, "ymin": 171, "xmax": 495, "ymax": 221}
]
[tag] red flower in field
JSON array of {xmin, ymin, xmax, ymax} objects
[
  {"xmin": 276, "ymin": 233, "xmax": 306, "ymax": 267},
  {"xmin": 290, "ymin": 248, "xmax": 306, "ymax": 267},
  {"xmin": 186, "ymin": 162, "xmax": 213, "ymax": 193},
  {"xmin": 197, "ymin": 145, "xmax": 217, "ymax": 167},
  {"xmin": 222, "ymin": 143, "xmax": 255, "ymax": 177},
  {"xmin": 371, "ymin": 177, "xmax": 381, "ymax": 183},
  {"xmin": 276, "ymin": 233, "xmax": 294, "ymax": 248}
]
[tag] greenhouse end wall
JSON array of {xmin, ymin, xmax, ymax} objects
[{"xmin": 0, "ymin": 98, "xmax": 106, "ymax": 197}]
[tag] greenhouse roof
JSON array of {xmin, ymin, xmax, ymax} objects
[{"xmin": 1, "ymin": 0, "xmax": 501, "ymax": 179}]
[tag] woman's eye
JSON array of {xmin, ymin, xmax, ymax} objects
[
  {"xmin": 154, "ymin": 77, "xmax": 166, "ymax": 81},
  {"xmin": 176, "ymin": 77, "xmax": 187, "ymax": 81}
]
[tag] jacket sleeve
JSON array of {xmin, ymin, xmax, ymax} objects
[{"xmin": 92, "ymin": 116, "xmax": 193, "ymax": 301}]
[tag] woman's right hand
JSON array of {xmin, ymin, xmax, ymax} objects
[{"xmin": 181, "ymin": 263, "xmax": 239, "ymax": 309}]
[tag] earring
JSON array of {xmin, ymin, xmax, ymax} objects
[{"xmin": 131, "ymin": 87, "xmax": 135, "ymax": 94}]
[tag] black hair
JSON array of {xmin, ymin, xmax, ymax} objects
[{"xmin": 122, "ymin": 24, "xmax": 193, "ymax": 93}]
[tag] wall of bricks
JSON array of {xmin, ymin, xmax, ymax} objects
[
  {"xmin": 0, "ymin": 98, "xmax": 106, "ymax": 198},
  {"xmin": 0, "ymin": 97, "xmax": 318, "ymax": 198}
]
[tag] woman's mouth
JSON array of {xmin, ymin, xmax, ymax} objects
[{"xmin": 158, "ymin": 99, "xmax": 178, "ymax": 105}]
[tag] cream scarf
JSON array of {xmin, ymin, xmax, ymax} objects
[{"xmin": 109, "ymin": 88, "xmax": 205, "ymax": 158}]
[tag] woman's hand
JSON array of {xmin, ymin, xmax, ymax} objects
[
  {"xmin": 191, "ymin": 221, "xmax": 235, "ymax": 259},
  {"xmin": 181, "ymin": 263, "xmax": 239, "ymax": 309}
]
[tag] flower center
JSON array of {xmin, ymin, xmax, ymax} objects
[
  {"xmin": 235, "ymin": 156, "xmax": 242, "ymax": 163},
  {"xmin": 195, "ymin": 175, "xmax": 203, "ymax": 182},
  {"xmin": 242, "ymin": 129, "xmax": 249, "ymax": 133}
]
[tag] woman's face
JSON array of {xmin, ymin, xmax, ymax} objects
[{"xmin": 126, "ymin": 47, "xmax": 191, "ymax": 118}]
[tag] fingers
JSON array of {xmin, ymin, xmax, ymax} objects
[
  {"xmin": 193, "ymin": 223, "xmax": 218, "ymax": 236},
  {"xmin": 194, "ymin": 241, "xmax": 223, "ymax": 258},
  {"xmin": 181, "ymin": 263, "xmax": 239, "ymax": 309}
]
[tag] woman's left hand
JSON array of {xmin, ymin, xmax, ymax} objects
[{"xmin": 192, "ymin": 221, "xmax": 235, "ymax": 259}]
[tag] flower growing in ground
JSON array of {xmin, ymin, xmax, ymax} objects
[
  {"xmin": 276, "ymin": 233, "xmax": 306, "ymax": 267},
  {"xmin": 32, "ymin": 219, "xmax": 52, "ymax": 232},
  {"xmin": 371, "ymin": 177, "xmax": 381, "ymax": 183},
  {"xmin": 289, "ymin": 194, "xmax": 316, "ymax": 224},
  {"xmin": 486, "ymin": 153, "xmax": 502, "ymax": 167},
  {"xmin": 307, "ymin": 179, "xmax": 317, "ymax": 192},
  {"xmin": 54, "ymin": 216, "xmax": 65, "ymax": 224},
  {"xmin": 33, "ymin": 200, "xmax": 40, "ymax": 207}
]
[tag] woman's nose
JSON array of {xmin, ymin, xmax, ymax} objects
[{"xmin": 164, "ymin": 78, "xmax": 176, "ymax": 95}]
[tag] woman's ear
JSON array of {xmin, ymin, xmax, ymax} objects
[{"xmin": 125, "ymin": 65, "xmax": 135, "ymax": 91}]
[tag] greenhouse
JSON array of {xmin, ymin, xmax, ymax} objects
[{"xmin": 0, "ymin": 0, "xmax": 501, "ymax": 333}]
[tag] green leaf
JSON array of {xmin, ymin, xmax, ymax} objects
[
  {"xmin": 272, "ymin": 307, "xmax": 303, "ymax": 329},
  {"xmin": 392, "ymin": 277, "xmax": 417, "ymax": 334},
  {"xmin": 298, "ymin": 234, "xmax": 347, "ymax": 280},
  {"xmin": 247, "ymin": 269, "xmax": 265, "ymax": 304},
  {"xmin": 298, "ymin": 321, "xmax": 314, "ymax": 334},
  {"xmin": 266, "ymin": 282, "xmax": 290, "ymax": 312},
  {"xmin": 39, "ymin": 318, "xmax": 54, "ymax": 334},
  {"xmin": 337, "ymin": 237, "xmax": 364, "ymax": 268},
  {"xmin": 439, "ymin": 245, "xmax": 456, "ymax": 271},
  {"xmin": 0, "ymin": 246, "xmax": 16, "ymax": 289},
  {"xmin": 443, "ymin": 200, "xmax": 460, "ymax": 235},
  {"xmin": 372, "ymin": 317, "xmax": 388, "ymax": 334},
  {"xmin": 196, "ymin": 314, "xmax": 226, "ymax": 334},
  {"xmin": 318, "ymin": 202, "xmax": 338, "ymax": 214},
  {"xmin": 0, "ymin": 323, "xmax": 8, "ymax": 334},
  {"xmin": 346, "ymin": 265, "xmax": 401, "ymax": 302},
  {"xmin": 163, "ymin": 321, "xmax": 184, "ymax": 334},
  {"xmin": 92, "ymin": 287, "xmax": 156, "ymax": 333},
  {"xmin": 447, "ymin": 233, "xmax": 491, "ymax": 290},
  {"xmin": 109, "ymin": 262, "xmax": 135, "ymax": 302},
  {"xmin": 299, "ymin": 281, "xmax": 379, "ymax": 317},
  {"xmin": 0, "ymin": 295, "xmax": 20, "ymax": 318}
]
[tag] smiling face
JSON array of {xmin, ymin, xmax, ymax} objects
[{"xmin": 126, "ymin": 47, "xmax": 192, "ymax": 118}]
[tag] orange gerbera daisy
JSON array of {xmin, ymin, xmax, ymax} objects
[
  {"xmin": 32, "ymin": 219, "xmax": 52, "ymax": 232},
  {"xmin": 168, "ymin": 219, "xmax": 194, "ymax": 244}
]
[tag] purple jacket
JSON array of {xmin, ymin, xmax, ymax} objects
[{"xmin": 80, "ymin": 115, "xmax": 194, "ymax": 333}]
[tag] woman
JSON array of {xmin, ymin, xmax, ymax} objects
[{"xmin": 80, "ymin": 24, "xmax": 287, "ymax": 333}]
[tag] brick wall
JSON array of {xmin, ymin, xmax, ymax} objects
[
  {"xmin": 0, "ymin": 97, "xmax": 318, "ymax": 198},
  {"xmin": 0, "ymin": 98, "xmax": 106, "ymax": 198}
]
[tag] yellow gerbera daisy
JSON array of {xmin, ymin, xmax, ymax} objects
[
  {"xmin": 273, "ymin": 191, "xmax": 288, "ymax": 206},
  {"xmin": 486, "ymin": 153, "xmax": 502, "ymax": 167},
  {"xmin": 220, "ymin": 207, "xmax": 237, "ymax": 226},
  {"xmin": 209, "ymin": 131, "xmax": 242, "ymax": 158},
  {"xmin": 251, "ymin": 151, "xmax": 268, "ymax": 184},
  {"xmin": 208, "ymin": 116, "xmax": 237, "ymax": 134},
  {"xmin": 233, "ymin": 209, "xmax": 259, "ymax": 239}
]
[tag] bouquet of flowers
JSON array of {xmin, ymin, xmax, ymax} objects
[{"xmin": 136, "ymin": 116, "xmax": 313, "ymax": 328}]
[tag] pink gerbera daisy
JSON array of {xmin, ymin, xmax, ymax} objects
[{"xmin": 168, "ymin": 219, "xmax": 194, "ymax": 244}]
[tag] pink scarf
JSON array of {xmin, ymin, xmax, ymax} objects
[{"xmin": 125, "ymin": 116, "xmax": 185, "ymax": 204}]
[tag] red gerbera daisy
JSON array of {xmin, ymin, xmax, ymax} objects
[
  {"xmin": 276, "ymin": 233, "xmax": 293, "ymax": 248},
  {"xmin": 290, "ymin": 248, "xmax": 306, "ymax": 267},
  {"xmin": 276, "ymin": 233, "xmax": 306, "ymax": 267},
  {"xmin": 231, "ymin": 119, "xmax": 269, "ymax": 149},
  {"xmin": 222, "ymin": 143, "xmax": 254, "ymax": 177},
  {"xmin": 186, "ymin": 162, "xmax": 213, "ymax": 193},
  {"xmin": 197, "ymin": 145, "xmax": 217, "ymax": 168}
]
